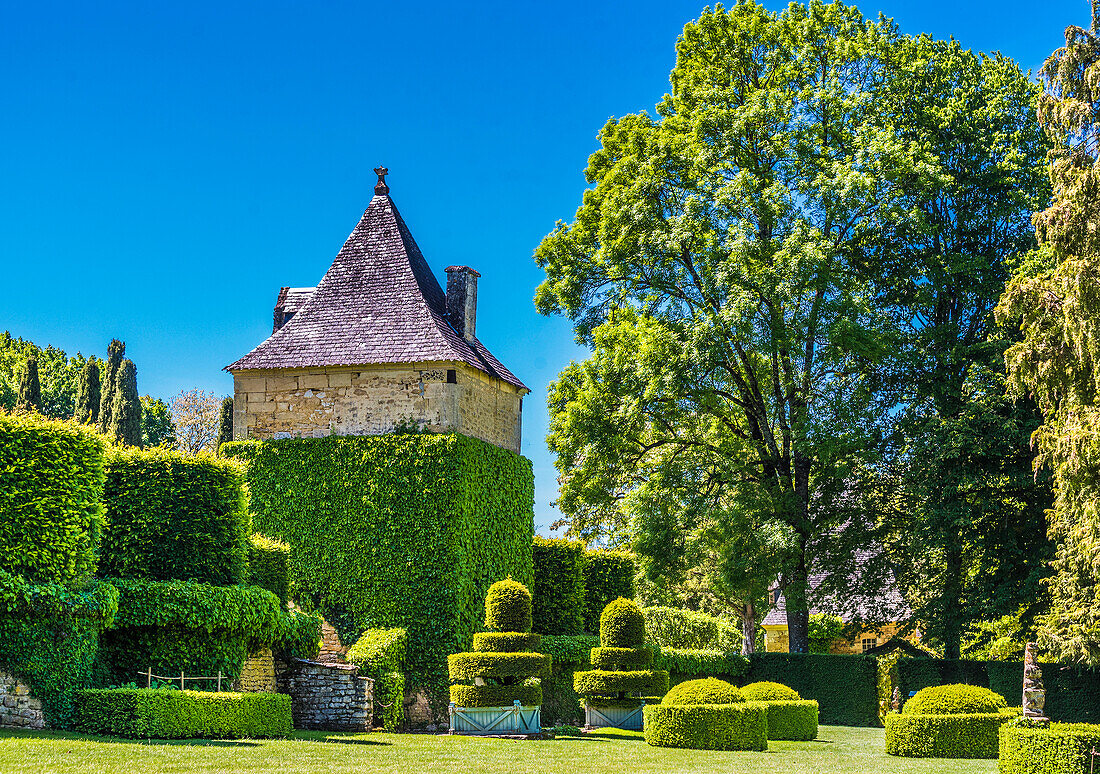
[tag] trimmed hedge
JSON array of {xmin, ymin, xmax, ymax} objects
[
  {"xmin": 223, "ymin": 434, "xmax": 534, "ymax": 696},
  {"xmin": 485, "ymin": 578, "xmax": 533, "ymax": 633},
  {"xmin": 904, "ymin": 684, "xmax": 1007, "ymax": 715},
  {"xmin": 762, "ymin": 700, "xmax": 819, "ymax": 741},
  {"xmin": 898, "ymin": 657, "xmax": 1100, "ymax": 724},
  {"xmin": 583, "ymin": 550, "xmax": 635, "ymax": 634},
  {"xmin": 346, "ymin": 628, "xmax": 407, "ymax": 731},
  {"xmin": 0, "ymin": 413, "xmax": 106, "ymax": 585},
  {"xmin": 448, "ymin": 652, "xmax": 552, "ymax": 681},
  {"xmin": 664, "ymin": 678, "xmax": 742, "ymax": 705},
  {"xmin": 745, "ymin": 652, "xmax": 879, "ymax": 727},
  {"xmin": 644, "ymin": 701, "xmax": 768, "ymax": 751},
  {"xmin": 95, "ymin": 579, "xmax": 285, "ymax": 685},
  {"xmin": 573, "ymin": 669, "xmax": 670, "ymax": 697},
  {"xmin": 0, "ymin": 569, "xmax": 118, "ymax": 727},
  {"xmin": 247, "ymin": 533, "xmax": 290, "ymax": 604},
  {"xmin": 532, "ymin": 537, "xmax": 585, "ymax": 635},
  {"xmin": 741, "ymin": 681, "xmax": 800, "ymax": 702},
  {"xmin": 656, "ymin": 648, "xmax": 749, "ymax": 680},
  {"xmin": 601, "ymin": 598, "xmax": 645, "ymax": 648},
  {"xmin": 885, "ymin": 709, "xmax": 1016, "ymax": 758},
  {"xmin": 449, "ymin": 682, "xmax": 542, "ymax": 708},
  {"xmin": 1000, "ymin": 722, "xmax": 1100, "ymax": 774},
  {"xmin": 73, "ymin": 688, "xmax": 291, "ymax": 738},
  {"xmin": 642, "ymin": 606, "xmax": 741, "ymax": 651},
  {"xmin": 591, "ymin": 646, "xmax": 653, "ymax": 670},
  {"xmin": 99, "ymin": 448, "xmax": 249, "ymax": 585},
  {"xmin": 473, "ymin": 632, "xmax": 542, "ymax": 653}
]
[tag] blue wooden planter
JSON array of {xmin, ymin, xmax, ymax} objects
[
  {"xmin": 584, "ymin": 701, "xmax": 645, "ymax": 731},
  {"xmin": 449, "ymin": 701, "xmax": 541, "ymax": 735}
]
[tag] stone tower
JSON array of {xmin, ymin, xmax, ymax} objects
[{"xmin": 226, "ymin": 170, "xmax": 528, "ymax": 453}]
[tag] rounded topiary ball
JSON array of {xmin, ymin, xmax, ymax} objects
[
  {"xmin": 600, "ymin": 597, "xmax": 645, "ymax": 648},
  {"xmin": 740, "ymin": 681, "xmax": 801, "ymax": 702},
  {"xmin": 903, "ymin": 684, "xmax": 1007, "ymax": 715},
  {"xmin": 663, "ymin": 678, "xmax": 744, "ymax": 706},
  {"xmin": 484, "ymin": 578, "xmax": 533, "ymax": 633}
]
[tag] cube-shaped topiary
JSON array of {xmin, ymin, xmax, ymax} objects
[
  {"xmin": 885, "ymin": 684, "xmax": 1015, "ymax": 758},
  {"xmin": 741, "ymin": 681, "xmax": 819, "ymax": 741},
  {"xmin": 644, "ymin": 678, "xmax": 768, "ymax": 751},
  {"xmin": 448, "ymin": 579, "xmax": 551, "ymax": 710},
  {"xmin": 574, "ymin": 599, "xmax": 669, "ymax": 722}
]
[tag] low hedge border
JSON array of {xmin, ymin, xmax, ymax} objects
[
  {"xmin": 1000, "ymin": 722, "xmax": 1100, "ymax": 774},
  {"xmin": 885, "ymin": 709, "xmax": 1017, "ymax": 758},
  {"xmin": 448, "ymin": 652, "xmax": 552, "ymax": 682},
  {"xmin": 762, "ymin": 700, "xmax": 819, "ymax": 741},
  {"xmin": 449, "ymin": 682, "xmax": 543, "ymax": 708},
  {"xmin": 472, "ymin": 633, "xmax": 542, "ymax": 653},
  {"xmin": 590, "ymin": 646, "xmax": 653, "ymax": 671},
  {"xmin": 643, "ymin": 701, "xmax": 768, "ymax": 751},
  {"xmin": 73, "ymin": 688, "xmax": 291, "ymax": 739},
  {"xmin": 574, "ymin": 669, "xmax": 670, "ymax": 697}
]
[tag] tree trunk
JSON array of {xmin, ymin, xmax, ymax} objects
[
  {"xmin": 741, "ymin": 600, "xmax": 757, "ymax": 655},
  {"xmin": 942, "ymin": 541, "xmax": 964, "ymax": 660},
  {"xmin": 786, "ymin": 458, "xmax": 813, "ymax": 654}
]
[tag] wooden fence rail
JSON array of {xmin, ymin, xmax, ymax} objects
[{"xmin": 139, "ymin": 668, "xmax": 226, "ymax": 692}]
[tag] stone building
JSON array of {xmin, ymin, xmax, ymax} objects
[{"xmin": 227, "ymin": 170, "xmax": 528, "ymax": 453}]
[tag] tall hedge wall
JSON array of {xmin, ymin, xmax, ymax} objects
[
  {"xmin": 744, "ymin": 653, "xmax": 879, "ymax": 727},
  {"xmin": 583, "ymin": 550, "xmax": 635, "ymax": 634},
  {"xmin": 99, "ymin": 448, "xmax": 249, "ymax": 585},
  {"xmin": 897, "ymin": 658, "xmax": 1100, "ymax": 723},
  {"xmin": 533, "ymin": 537, "xmax": 585, "ymax": 635},
  {"xmin": 0, "ymin": 413, "xmax": 106, "ymax": 585},
  {"xmin": 223, "ymin": 433, "xmax": 534, "ymax": 695}
]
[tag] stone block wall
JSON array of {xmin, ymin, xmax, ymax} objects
[
  {"xmin": 233, "ymin": 363, "xmax": 523, "ymax": 453},
  {"xmin": 0, "ymin": 672, "xmax": 45, "ymax": 730},
  {"xmin": 279, "ymin": 660, "xmax": 373, "ymax": 731},
  {"xmin": 234, "ymin": 648, "xmax": 277, "ymax": 693}
]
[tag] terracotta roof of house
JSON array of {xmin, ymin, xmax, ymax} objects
[{"xmin": 226, "ymin": 192, "xmax": 526, "ymax": 391}]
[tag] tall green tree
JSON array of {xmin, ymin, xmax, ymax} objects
[
  {"xmin": 216, "ymin": 396, "xmax": 234, "ymax": 449},
  {"xmin": 15, "ymin": 357, "xmax": 42, "ymax": 412},
  {"xmin": 997, "ymin": 3, "xmax": 1100, "ymax": 665},
  {"xmin": 815, "ymin": 37, "xmax": 1055, "ymax": 659},
  {"xmin": 140, "ymin": 395, "xmax": 175, "ymax": 448},
  {"xmin": 108, "ymin": 359, "xmax": 142, "ymax": 447},
  {"xmin": 98, "ymin": 339, "xmax": 125, "ymax": 433},
  {"xmin": 74, "ymin": 357, "xmax": 101, "ymax": 425},
  {"xmin": 537, "ymin": 0, "xmax": 926, "ymax": 653},
  {"xmin": 0, "ymin": 332, "xmax": 87, "ymax": 418}
]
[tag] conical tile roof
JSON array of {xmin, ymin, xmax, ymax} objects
[{"xmin": 226, "ymin": 193, "xmax": 526, "ymax": 390}]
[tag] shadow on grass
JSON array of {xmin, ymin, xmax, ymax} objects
[{"xmin": 0, "ymin": 730, "xmax": 264, "ymax": 747}]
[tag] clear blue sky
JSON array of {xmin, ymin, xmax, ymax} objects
[{"xmin": 0, "ymin": 0, "xmax": 1090, "ymax": 532}]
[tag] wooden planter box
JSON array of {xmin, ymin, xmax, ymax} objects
[
  {"xmin": 449, "ymin": 701, "xmax": 541, "ymax": 735},
  {"xmin": 584, "ymin": 701, "xmax": 645, "ymax": 731}
]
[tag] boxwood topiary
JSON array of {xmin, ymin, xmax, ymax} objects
[
  {"xmin": 741, "ymin": 681, "xmax": 800, "ymax": 702},
  {"xmin": 665, "ymin": 677, "xmax": 744, "ymax": 705},
  {"xmin": 73, "ymin": 688, "xmax": 291, "ymax": 739},
  {"xmin": 885, "ymin": 708, "xmax": 1017, "ymax": 758},
  {"xmin": 590, "ymin": 646, "xmax": 653, "ymax": 671},
  {"xmin": 601, "ymin": 598, "xmax": 645, "ymax": 648},
  {"xmin": 448, "ymin": 652, "xmax": 552, "ymax": 681},
  {"xmin": 485, "ymin": 578, "xmax": 534, "ymax": 633},
  {"xmin": 643, "ymin": 701, "xmax": 768, "ymax": 751},
  {"xmin": 472, "ymin": 632, "xmax": 542, "ymax": 653},
  {"xmin": 449, "ymin": 682, "xmax": 543, "ymax": 708},
  {"xmin": 573, "ymin": 670, "xmax": 670, "ymax": 697},
  {"xmin": 904, "ymin": 684, "xmax": 1007, "ymax": 715},
  {"xmin": 1000, "ymin": 722, "xmax": 1100, "ymax": 774}
]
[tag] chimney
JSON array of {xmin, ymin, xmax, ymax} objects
[{"xmin": 445, "ymin": 266, "xmax": 480, "ymax": 341}]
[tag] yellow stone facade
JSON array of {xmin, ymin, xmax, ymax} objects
[
  {"xmin": 762, "ymin": 621, "xmax": 911, "ymax": 654},
  {"xmin": 233, "ymin": 362, "xmax": 524, "ymax": 454}
]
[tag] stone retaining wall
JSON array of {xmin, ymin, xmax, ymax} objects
[
  {"xmin": 235, "ymin": 648, "xmax": 277, "ymax": 693},
  {"xmin": 0, "ymin": 672, "xmax": 46, "ymax": 730},
  {"xmin": 279, "ymin": 659, "xmax": 373, "ymax": 731}
]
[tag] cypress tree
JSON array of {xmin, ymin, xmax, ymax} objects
[
  {"xmin": 109, "ymin": 359, "xmax": 142, "ymax": 447},
  {"xmin": 216, "ymin": 396, "xmax": 234, "ymax": 449},
  {"xmin": 98, "ymin": 339, "xmax": 125, "ymax": 433},
  {"xmin": 75, "ymin": 357, "xmax": 101, "ymax": 424},
  {"xmin": 15, "ymin": 357, "xmax": 42, "ymax": 413}
]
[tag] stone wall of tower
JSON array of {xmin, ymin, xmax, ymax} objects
[{"xmin": 233, "ymin": 363, "xmax": 523, "ymax": 454}]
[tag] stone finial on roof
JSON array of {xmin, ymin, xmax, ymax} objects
[{"xmin": 374, "ymin": 166, "xmax": 389, "ymax": 195}]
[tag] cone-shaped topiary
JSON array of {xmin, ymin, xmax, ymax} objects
[
  {"xmin": 485, "ymin": 577, "xmax": 534, "ymax": 633},
  {"xmin": 575, "ymin": 598, "xmax": 669, "ymax": 724},
  {"xmin": 448, "ymin": 579, "xmax": 551, "ymax": 713},
  {"xmin": 664, "ymin": 678, "xmax": 743, "ymax": 706}
]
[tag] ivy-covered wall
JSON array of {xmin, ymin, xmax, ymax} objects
[{"xmin": 223, "ymin": 432, "xmax": 535, "ymax": 697}]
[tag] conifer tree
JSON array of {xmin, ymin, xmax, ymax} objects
[
  {"xmin": 15, "ymin": 357, "xmax": 41, "ymax": 412},
  {"xmin": 108, "ymin": 359, "xmax": 142, "ymax": 447},
  {"xmin": 216, "ymin": 396, "xmax": 234, "ymax": 449},
  {"xmin": 98, "ymin": 339, "xmax": 125, "ymax": 433},
  {"xmin": 75, "ymin": 357, "xmax": 101, "ymax": 424}
]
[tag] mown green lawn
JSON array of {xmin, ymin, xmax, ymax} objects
[{"xmin": 0, "ymin": 725, "xmax": 996, "ymax": 774}]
